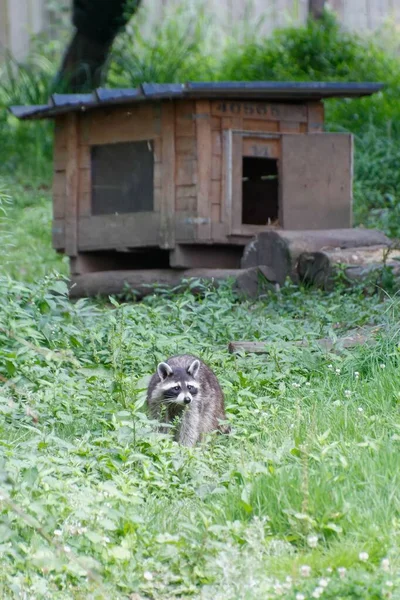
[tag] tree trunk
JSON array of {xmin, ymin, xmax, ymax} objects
[
  {"xmin": 308, "ymin": 0, "xmax": 326, "ymax": 19},
  {"xmin": 53, "ymin": 0, "xmax": 141, "ymax": 93}
]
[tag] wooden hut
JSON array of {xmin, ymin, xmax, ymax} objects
[{"xmin": 11, "ymin": 81, "xmax": 382, "ymax": 280}]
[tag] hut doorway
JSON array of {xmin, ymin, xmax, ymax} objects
[{"xmin": 241, "ymin": 156, "xmax": 279, "ymax": 226}]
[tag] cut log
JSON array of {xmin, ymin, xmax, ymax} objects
[
  {"xmin": 241, "ymin": 229, "xmax": 392, "ymax": 286},
  {"xmin": 69, "ymin": 266, "xmax": 275, "ymax": 299},
  {"xmin": 296, "ymin": 245, "xmax": 400, "ymax": 288},
  {"xmin": 229, "ymin": 325, "xmax": 384, "ymax": 354}
]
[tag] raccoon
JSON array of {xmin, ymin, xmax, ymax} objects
[{"xmin": 147, "ymin": 354, "xmax": 230, "ymax": 447}]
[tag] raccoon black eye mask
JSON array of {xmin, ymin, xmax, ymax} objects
[{"xmin": 146, "ymin": 354, "xmax": 230, "ymax": 446}]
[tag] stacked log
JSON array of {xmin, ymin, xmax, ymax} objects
[
  {"xmin": 69, "ymin": 266, "xmax": 276, "ymax": 299},
  {"xmin": 241, "ymin": 229, "xmax": 400, "ymax": 289}
]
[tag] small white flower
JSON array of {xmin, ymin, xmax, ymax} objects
[
  {"xmin": 286, "ymin": 576, "xmax": 292, "ymax": 583},
  {"xmin": 358, "ymin": 407, "xmax": 364, "ymax": 412},
  {"xmin": 143, "ymin": 571, "xmax": 153, "ymax": 581},
  {"xmin": 328, "ymin": 364, "xmax": 333, "ymax": 369},
  {"xmin": 381, "ymin": 558, "xmax": 390, "ymax": 572},
  {"xmin": 326, "ymin": 567, "xmax": 333, "ymax": 574},
  {"xmin": 335, "ymin": 368, "xmax": 341, "ymax": 374},
  {"xmin": 359, "ymin": 552, "xmax": 369, "ymax": 562},
  {"xmin": 386, "ymin": 581, "xmax": 394, "ymax": 587},
  {"xmin": 54, "ymin": 529, "xmax": 62, "ymax": 536},
  {"xmin": 312, "ymin": 587, "xmax": 324, "ymax": 598},
  {"xmin": 354, "ymin": 371, "xmax": 360, "ymax": 378},
  {"xmin": 300, "ymin": 565, "xmax": 311, "ymax": 577},
  {"xmin": 64, "ymin": 545, "xmax": 71, "ymax": 553},
  {"xmin": 293, "ymin": 383, "xmax": 301, "ymax": 388},
  {"xmin": 296, "ymin": 594, "xmax": 306, "ymax": 600},
  {"xmin": 380, "ymin": 364, "xmax": 386, "ymax": 369},
  {"xmin": 305, "ymin": 382, "xmax": 311, "ymax": 387},
  {"xmin": 344, "ymin": 390, "xmax": 352, "ymax": 398},
  {"xmin": 319, "ymin": 578, "xmax": 329, "ymax": 588},
  {"xmin": 338, "ymin": 567, "xmax": 347, "ymax": 579},
  {"xmin": 103, "ymin": 536, "xmax": 110, "ymax": 544},
  {"xmin": 307, "ymin": 534, "xmax": 319, "ymax": 548}
]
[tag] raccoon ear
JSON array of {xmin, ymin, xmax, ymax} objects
[
  {"xmin": 187, "ymin": 359, "xmax": 200, "ymax": 378},
  {"xmin": 157, "ymin": 362, "xmax": 173, "ymax": 381}
]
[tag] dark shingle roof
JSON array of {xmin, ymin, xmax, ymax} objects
[{"xmin": 10, "ymin": 81, "xmax": 384, "ymax": 120}]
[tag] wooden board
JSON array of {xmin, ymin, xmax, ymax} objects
[
  {"xmin": 228, "ymin": 327, "xmax": 379, "ymax": 354},
  {"xmin": 160, "ymin": 103, "xmax": 176, "ymax": 249},
  {"xmin": 308, "ymin": 101, "xmax": 325, "ymax": 132},
  {"xmin": 279, "ymin": 121, "xmax": 301, "ymax": 133},
  {"xmin": 65, "ymin": 113, "xmax": 79, "ymax": 257},
  {"xmin": 175, "ymin": 101, "xmax": 196, "ymax": 137},
  {"xmin": 78, "ymin": 168, "xmax": 91, "ymax": 216},
  {"xmin": 53, "ymin": 170, "xmax": 66, "ymax": 219},
  {"xmin": 195, "ymin": 100, "xmax": 212, "ymax": 240},
  {"xmin": 176, "ymin": 157, "xmax": 198, "ymax": 186},
  {"xmin": 176, "ymin": 185, "xmax": 197, "ymax": 212},
  {"xmin": 169, "ymin": 244, "xmax": 242, "ymax": 268},
  {"xmin": 242, "ymin": 119, "xmax": 279, "ymax": 132},
  {"xmin": 176, "ymin": 136, "xmax": 197, "ymax": 157},
  {"xmin": 280, "ymin": 133, "xmax": 353, "ymax": 230},
  {"xmin": 80, "ymin": 105, "xmax": 161, "ymax": 146},
  {"xmin": 78, "ymin": 213, "xmax": 161, "ymax": 251},
  {"xmin": 242, "ymin": 137, "xmax": 280, "ymax": 159},
  {"xmin": 52, "ymin": 217, "xmax": 65, "ymax": 251},
  {"xmin": 212, "ymin": 100, "xmax": 307, "ymax": 123}
]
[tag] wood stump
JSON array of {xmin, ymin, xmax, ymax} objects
[{"xmin": 241, "ymin": 229, "xmax": 396, "ymax": 289}]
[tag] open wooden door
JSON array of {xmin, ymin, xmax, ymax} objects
[{"xmin": 280, "ymin": 133, "xmax": 353, "ymax": 229}]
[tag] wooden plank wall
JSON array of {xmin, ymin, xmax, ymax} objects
[
  {"xmin": 198, "ymin": 99, "xmax": 324, "ymax": 241},
  {"xmin": 142, "ymin": 0, "xmax": 400, "ymax": 39},
  {"xmin": 52, "ymin": 104, "xmax": 163, "ymax": 252},
  {"xmin": 52, "ymin": 98, "xmax": 325, "ymax": 252}
]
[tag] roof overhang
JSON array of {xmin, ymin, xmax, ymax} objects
[{"xmin": 10, "ymin": 81, "xmax": 384, "ymax": 121}]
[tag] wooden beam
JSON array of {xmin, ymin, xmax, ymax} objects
[
  {"xmin": 195, "ymin": 100, "xmax": 212, "ymax": 240},
  {"xmin": 65, "ymin": 113, "xmax": 79, "ymax": 257},
  {"xmin": 229, "ymin": 325, "xmax": 384, "ymax": 354},
  {"xmin": 160, "ymin": 103, "xmax": 176, "ymax": 249}
]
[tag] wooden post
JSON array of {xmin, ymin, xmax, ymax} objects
[
  {"xmin": 160, "ymin": 103, "xmax": 176, "ymax": 249},
  {"xmin": 195, "ymin": 100, "xmax": 212, "ymax": 240},
  {"xmin": 65, "ymin": 113, "xmax": 79, "ymax": 258}
]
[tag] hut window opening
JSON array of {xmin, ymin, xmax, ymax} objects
[
  {"xmin": 241, "ymin": 156, "xmax": 279, "ymax": 226},
  {"xmin": 91, "ymin": 141, "xmax": 154, "ymax": 215}
]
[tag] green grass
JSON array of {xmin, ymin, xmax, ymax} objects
[
  {"xmin": 0, "ymin": 277, "xmax": 399, "ymax": 598},
  {"xmin": 1, "ymin": 6, "xmax": 400, "ymax": 598}
]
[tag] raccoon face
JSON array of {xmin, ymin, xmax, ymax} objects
[{"xmin": 156, "ymin": 359, "xmax": 200, "ymax": 406}]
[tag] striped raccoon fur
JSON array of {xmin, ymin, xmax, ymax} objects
[{"xmin": 147, "ymin": 354, "xmax": 230, "ymax": 446}]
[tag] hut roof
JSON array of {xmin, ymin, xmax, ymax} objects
[{"xmin": 10, "ymin": 81, "xmax": 383, "ymax": 121}]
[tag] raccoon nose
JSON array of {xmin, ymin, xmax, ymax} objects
[{"xmin": 183, "ymin": 396, "xmax": 192, "ymax": 405}]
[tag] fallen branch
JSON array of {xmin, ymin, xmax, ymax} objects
[{"xmin": 229, "ymin": 325, "xmax": 384, "ymax": 354}]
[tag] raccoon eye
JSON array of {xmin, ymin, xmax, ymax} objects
[
  {"xmin": 187, "ymin": 385, "xmax": 193, "ymax": 392},
  {"xmin": 173, "ymin": 385, "xmax": 180, "ymax": 391}
]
